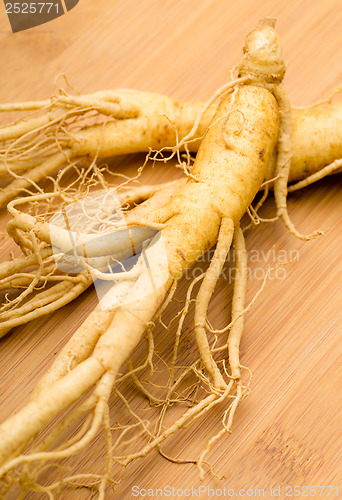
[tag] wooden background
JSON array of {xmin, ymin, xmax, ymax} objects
[{"xmin": 0, "ymin": 1, "xmax": 341, "ymax": 498}]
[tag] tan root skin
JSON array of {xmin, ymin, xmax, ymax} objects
[
  {"xmin": 290, "ymin": 103, "xmax": 342, "ymax": 180},
  {"xmin": 144, "ymin": 85, "xmax": 279, "ymax": 278}
]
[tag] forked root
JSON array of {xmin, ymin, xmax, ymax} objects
[
  {"xmin": 0, "ymin": 219, "xmax": 253, "ymax": 496},
  {"xmin": 0, "ymin": 19, "xmax": 311, "ymax": 496}
]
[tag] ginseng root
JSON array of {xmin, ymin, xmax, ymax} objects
[{"xmin": 0, "ymin": 20, "xmax": 287, "ymax": 497}]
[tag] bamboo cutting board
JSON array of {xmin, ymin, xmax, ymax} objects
[{"xmin": 0, "ymin": 1, "xmax": 341, "ymax": 499}]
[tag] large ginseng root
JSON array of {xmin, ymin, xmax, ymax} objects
[
  {"xmin": 0, "ymin": 20, "xmax": 314, "ymax": 498},
  {"xmin": 1, "ymin": 29, "xmax": 342, "ymax": 339}
]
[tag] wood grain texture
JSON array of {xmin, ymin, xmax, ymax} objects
[{"xmin": 0, "ymin": 1, "xmax": 341, "ymax": 499}]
